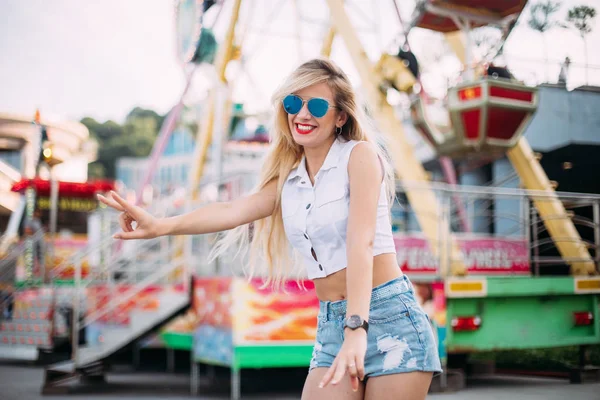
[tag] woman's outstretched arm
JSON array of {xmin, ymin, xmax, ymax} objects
[{"xmin": 98, "ymin": 179, "xmax": 278, "ymax": 240}]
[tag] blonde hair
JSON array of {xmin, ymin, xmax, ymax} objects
[{"xmin": 210, "ymin": 58, "xmax": 395, "ymax": 289}]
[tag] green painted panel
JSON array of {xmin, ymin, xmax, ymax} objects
[
  {"xmin": 446, "ymin": 293, "xmax": 600, "ymax": 352},
  {"xmin": 234, "ymin": 344, "xmax": 313, "ymax": 369},
  {"xmin": 14, "ymin": 279, "xmax": 44, "ymax": 288},
  {"xmin": 485, "ymin": 277, "xmax": 576, "ymax": 297},
  {"xmin": 14, "ymin": 279, "xmax": 88, "ymax": 288},
  {"xmin": 161, "ymin": 332, "xmax": 193, "ymax": 350}
]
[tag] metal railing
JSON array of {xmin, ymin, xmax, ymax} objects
[
  {"xmin": 63, "ymin": 174, "xmax": 253, "ymax": 365},
  {"xmin": 0, "ymin": 230, "xmax": 46, "ymax": 317},
  {"xmin": 393, "ymin": 182, "xmax": 600, "ymax": 276},
  {"xmin": 4, "ymin": 175, "xmax": 597, "ymax": 360}
]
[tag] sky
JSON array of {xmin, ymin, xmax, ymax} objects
[{"xmin": 1, "ymin": 0, "xmax": 599, "ymax": 124}]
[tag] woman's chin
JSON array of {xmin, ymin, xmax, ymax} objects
[{"xmin": 292, "ymin": 132, "xmax": 315, "ymax": 146}]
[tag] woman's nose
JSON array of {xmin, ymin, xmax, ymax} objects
[{"xmin": 297, "ymin": 102, "xmax": 311, "ymax": 119}]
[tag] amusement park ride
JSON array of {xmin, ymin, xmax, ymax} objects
[{"xmin": 0, "ymin": 0, "xmax": 599, "ymax": 398}]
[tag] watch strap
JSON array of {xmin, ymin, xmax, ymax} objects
[{"xmin": 344, "ymin": 315, "xmax": 369, "ymax": 333}]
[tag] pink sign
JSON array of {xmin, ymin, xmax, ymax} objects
[{"xmin": 395, "ymin": 235, "xmax": 530, "ymax": 275}]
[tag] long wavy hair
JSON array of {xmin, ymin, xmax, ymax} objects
[{"xmin": 209, "ymin": 58, "xmax": 394, "ymax": 289}]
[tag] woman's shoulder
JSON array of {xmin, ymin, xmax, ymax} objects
[
  {"xmin": 340, "ymin": 139, "xmax": 376, "ymax": 161},
  {"xmin": 337, "ymin": 138, "xmax": 361, "ymax": 155}
]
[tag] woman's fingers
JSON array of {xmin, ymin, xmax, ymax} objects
[
  {"xmin": 97, "ymin": 194, "xmax": 125, "ymax": 212},
  {"xmin": 125, "ymin": 215, "xmax": 134, "ymax": 232},
  {"xmin": 114, "ymin": 229, "xmax": 148, "ymax": 240},
  {"xmin": 118, "ymin": 213, "xmax": 134, "ymax": 233},
  {"xmin": 355, "ymin": 355, "xmax": 365, "ymax": 382},
  {"xmin": 319, "ymin": 359, "xmax": 338, "ymax": 388},
  {"xmin": 330, "ymin": 358, "xmax": 348, "ymax": 385},
  {"xmin": 110, "ymin": 191, "xmax": 138, "ymax": 216},
  {"xmin": 347, "ymin": 360, "xmax": 359, "ymax": 391},
  {"xmin": 117, "ymin": 213, "xmax": 128, "ymax": 233},
  {"xmin": 348, "ymin": 355, "xmax": 365, "ymax": 391},
  {"xmin": 99, "ymin": 192, "xmax": 155, "ymax": 240},
  {"xmin": 319, "ymin": 354, "xmax": 366, "ymax": 389}
]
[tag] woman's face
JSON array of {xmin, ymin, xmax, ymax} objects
[{"xmin": 286, "ymin": 82, "xmax": 347, "ymax": 149}]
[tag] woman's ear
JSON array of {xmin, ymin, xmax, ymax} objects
[{"xmin": 337, "ymin": 110, "xmax": 348, "ymax": 127}]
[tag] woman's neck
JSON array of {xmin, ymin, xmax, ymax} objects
[{"xmin": 304, "ymin": 136, "xmax": 336, "ymax": 183}]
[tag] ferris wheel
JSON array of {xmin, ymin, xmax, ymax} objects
[{"xmin": 162, "ymin": 0, "xmax": 595, "ymax": 277}]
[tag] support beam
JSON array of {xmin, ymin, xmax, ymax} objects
[
  {"xmin": 326, "ymin": 0, "xmax": 465, "ymax": 276},
  {"xmin": 507, "ymin": 139, "xmax": 596, "ymax": 275},
  {"xmin": 188, "ymin": 96, "xmax": 215, "ymax": 200},
  {"xmin": 321, "ymin": 27, "xmax": 336, "ymax": 57},
  {"xmin": 189, "ymin": 0, "xmax": 243, "ymax": 199},
  {"xmin": 216, "ymin": 0, "xmax": 243, "ymax": 85},
  {"xmin": 444, "ymin": 31, "xmax": 466, "ymax": 66}
]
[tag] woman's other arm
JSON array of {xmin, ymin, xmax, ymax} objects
[{"xmin": 319, "ymin": 142, "xmax": 382, "ymax": 390}]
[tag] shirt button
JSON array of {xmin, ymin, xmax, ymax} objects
[
  {"xmin": 306, "ymin": 203, "xmax": 311, "ymax": 209},
  {"xmin": 301, "ymin": 181, "xmax": 306, "ymax": 184},
  {"xmin": 304, "ymin": 233, "xmax": 309, "ymax": 239},
  {"xmin": 319, "ymin": 264, "xmax": 323, "ymax": 271}
]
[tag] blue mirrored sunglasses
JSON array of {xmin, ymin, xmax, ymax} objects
[{"xmin": 282, "ymin": 94, "xmax": 337, "ymax": 118}]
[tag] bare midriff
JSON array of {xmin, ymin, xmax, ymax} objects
[{"xmin": 313, "ymin": 253, "xmax": 402, "ymax": 301}]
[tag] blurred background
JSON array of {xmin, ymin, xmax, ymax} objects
[{"xmin": 0, "ymin": 0, "xmax": 599, "ymax": 399}]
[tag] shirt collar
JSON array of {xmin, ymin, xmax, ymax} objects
[
  {"xmin": 288, "ymin": 156, "xmax": 309, "ymax": 182},
  {"xmin": 288, "ymin": 137, "xmax": 345, "ymax": 182}
]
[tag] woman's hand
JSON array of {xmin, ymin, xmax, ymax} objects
[
  {"xmin": 97, "ymin": 191, "xmax": 161, "ymax": 240},
  {"xmin": 319, "ymin": 329, "xmax": 367, "ymax": 392}
]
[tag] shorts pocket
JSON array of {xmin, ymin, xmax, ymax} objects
[
  {"xmin": 316, "ymin": 319, "xmax": 344, "ymax": 355},
  {"xmin": 400, "ymin": 301, "xmax": 434, "ymax": 351},
  {"xmin": 368, "ymin": 296, "xmax": 410, "ymax": 324}
]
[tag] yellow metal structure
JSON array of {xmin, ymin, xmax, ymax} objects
[
  {"xmin": 374, "ymin": 54, "xmax": 417, "ymax": 94},
  {"xmin": 321, "ymin": 27, "xmax": 336, "ymax": 57},
  {"xmin": 189, "ymin": 0, "xmax": 243, "ymax": 199},
  {"xmin": 507, "ymin": 139, "xmax": 596, "ymax": 275},
  {"xmin": 326, "ymin": 0, "xmax": 465, "ymax": 276},
  {"xmin": 176, "ymin": 0, "xmax": 243, "ymax": 282},
  {"xmin": 189, "ymin": 98, "xmax": 216, "ymax": 200},
  {"xmin": 444, "ymin": 31, "xmax": 466, "ymax": 66}
]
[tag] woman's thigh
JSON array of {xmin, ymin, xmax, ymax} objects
[
  {"xmin": 301, "ymin": 367, "xmax": 365, "ymax": 400},
  {"xmin": 365, "ymin": 371, "xmax": 433, "ymax": 400}
]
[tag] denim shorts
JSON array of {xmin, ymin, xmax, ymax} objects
[{"xmin": 309, "ymin": 275, "xmax": 442, "ymax": 377}]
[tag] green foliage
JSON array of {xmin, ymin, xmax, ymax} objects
[
  {"xmin": 81, "ymin": 107, "xmax": 164, "ymax": 179},
  {"xmin": 528, "ymin": 1, "xmax": 565, "ymax": 33},
  {"xmin": 191, "ymin": 28, "xmax": 218, "ymax": 65},
  {"xmin": 565, "ymin": 4, "xmax": 596, "ymax": 84},
  {"xmin": 87, "ymin": 162, "xmax": 105, "ymax": 179},
  {"xmin": 566, "ymin": 5, "xmax": 596, "ymax": 37},
  {"xmin": 527, "ymin": 1, "xmax": 566, "ymax": 81}
]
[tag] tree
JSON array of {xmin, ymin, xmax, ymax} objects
[
  {"xmin": 81, "ymin": 108, "xmax": 163, "ymax": 179},
  {"xmin": 472, "ymin": 27, "xmax": 503, "ymax": 62},
  {"xmin": 527, "ymin": 1, "xmax": 564, "ymax": 81},
  {"xmin": 566, "ymin": 5, "xmax": 596, "ymax": 85}
]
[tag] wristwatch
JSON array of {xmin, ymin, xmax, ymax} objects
[{"xmin": 344, "ymin": 315, "xmax": 369, "ymax": 333}]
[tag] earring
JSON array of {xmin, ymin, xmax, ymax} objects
[{"xmin": 335, "ymin": 126, "xmax": 342, "ymax": 135}]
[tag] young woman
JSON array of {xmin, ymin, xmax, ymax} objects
[{"xmin": 98, "ymin": 58, "xmax": 441, "ymax": 400}]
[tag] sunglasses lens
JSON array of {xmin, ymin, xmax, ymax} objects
[
  {"xmin": 307, "ymin": 98, "xmax": 329, "ymax": 118},
  {"xmin": 283, "ymin": 95, "xmax": 303, "ymax": 115}
]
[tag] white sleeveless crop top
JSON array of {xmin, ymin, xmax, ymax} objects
[{"xmin": 281, "ymin": 138, "xmax": 397, "ymax": 280}]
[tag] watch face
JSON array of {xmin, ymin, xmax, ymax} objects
[{"xmin": 347, "ymin": 315, "xmax": 362, "ymax": 329}]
